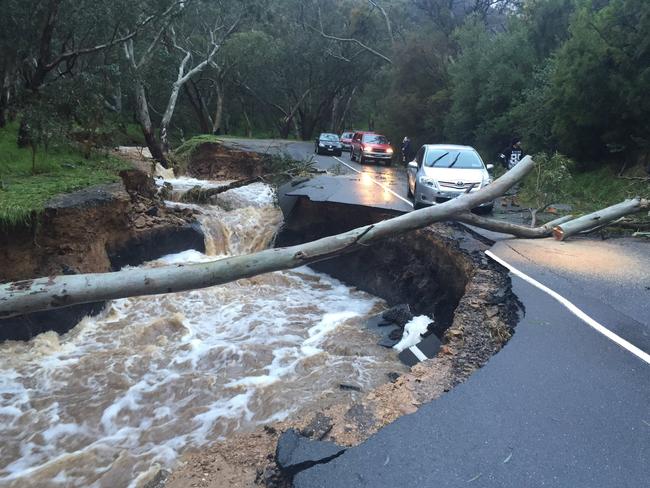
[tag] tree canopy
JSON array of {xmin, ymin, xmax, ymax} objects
[{"xmin": 1, "ymin": 0, "xmax": 648, "ymax": 167}]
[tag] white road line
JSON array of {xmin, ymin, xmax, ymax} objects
[
  {"xmin": 409, "ymin": 345, "xmax": 428, "ymax": 362},
  {"xmin": 332, "ymin": 156, "xmax": 414, "ymax": 207},
  {"xmin": 485, "ymin": 250, "xmax": 650, "ymax": 365}
]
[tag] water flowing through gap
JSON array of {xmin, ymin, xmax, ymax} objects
[{"xmin": 0, "ymin": 178, "xmax": 407, "ymax": 487}]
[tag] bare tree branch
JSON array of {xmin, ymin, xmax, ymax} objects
[{"xmin": 309, "ymin": 4, "xmax": 392, "ymax": 64}]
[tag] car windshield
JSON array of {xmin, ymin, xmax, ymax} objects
[
  {"xmin": 424, "ymin": 149, "xmax": 483, "ymax": 169},
  {"xmin": 320, "ymin": 134, "xmax": 339, "ymax": 141},
  {"xmin": 341, "ymin": 132, "xmax": 353, "ymax": 139},
  {"xmin": 362, "ymin": 134, "xmax": 388, "ymax": 144}
]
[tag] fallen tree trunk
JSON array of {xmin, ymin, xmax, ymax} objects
[
  {"xmin": 181, "ymin": 177, "xmax": 262, "ymax": 203},
  {"xmin": 456, "ymin": 213, "xmax": 574, "ymax": 239},
  {"xmin": 0, "ymin": 157, "xmax": 535, "ymax": 318},
  {"xmin": 553, "ymin": 198, "xmax": 649, "ymax": 241}
]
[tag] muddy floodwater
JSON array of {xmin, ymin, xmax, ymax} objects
[{"xmin": 0, "ymin": 181, "xmax": 406, "ymax": 487}]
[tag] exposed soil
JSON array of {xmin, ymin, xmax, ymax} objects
[
  {"xmin": 0, "ymin": 171, "xmax": 197, "ymax": 283},
  {"xmin": 185, "ymin": 142, "xmax": 265, "ymax": 180},
  {"xmin": 164, "ymin": 199, "xmax": 521, "ymax": 488},
  {"xmin": 0, "ymin": 169, "xmax": 203, "ymax": 340}
]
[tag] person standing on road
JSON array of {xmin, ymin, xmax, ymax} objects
[
  {"xmin": 499, "ymin": 138, "xmax": 524, "ymax": 169},
  {"xmin": 401, "ymin": 137, "xmax": 414, "ymax": 164}
]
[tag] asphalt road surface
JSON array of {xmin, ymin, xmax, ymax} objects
[{"xmin": 222, "ymin": 137, "xmax": 650, "ymax": 487}]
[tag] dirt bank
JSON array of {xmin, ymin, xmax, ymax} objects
[
  {"xmin": 163, "ymin": 199, "xmax": 521, "ymax": 488},
  {"xmin": 184, "ymin": 142, "xmax": 265, "ymax": 180},
  {"xmin": 0, "ymin": 170, "xmax": 203, "ymax": 341}
]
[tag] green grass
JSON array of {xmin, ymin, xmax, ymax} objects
[
  {"xmin": 174, "ymin": 134, "xmax": 225, "ymax": 157},
  {"xmin": 566, "ymin": 164, "xmax": 650, "ymax": 213},
  {"xmin": 0, "ymin": 123, "xmax": 131, "ymax": 227}
]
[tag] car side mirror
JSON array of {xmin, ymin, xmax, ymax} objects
[
  {"xmin": 408, "ymin": 161, "xmax": 418, "ymax": 169},
  {"xmin": 486, "ymin": 164, "xmax": 494, "ymax": 171}
]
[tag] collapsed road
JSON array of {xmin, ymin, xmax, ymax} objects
[
  {"xmin": 1, "ymin": 139, "xmax": 647, "ymax": 487},
  {"xmin": 226, "ymin": 138, "xmax": 650, "ymax": 487}
]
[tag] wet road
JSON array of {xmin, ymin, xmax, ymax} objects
[
  {"xmin": 220, "ymin": 138, "xmax": 414, "ymax": 211},
  {"xmin": 222, "ymin": 137, "xmax": 650, "ymax": 487}
]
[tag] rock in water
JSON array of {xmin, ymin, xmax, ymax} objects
[
  {"xmin": 381, "ymin": 304, "xmax": 413, "ymax": 328},
  {"xmin": 276, "ymin": 429, "xmax": 346, "ymax": 476},
  {"xmin": 393, "ymin": 315, "xmax": 433, "ymax": 352}
]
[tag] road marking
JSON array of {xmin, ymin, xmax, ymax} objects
[
  {"xmin": 332, "ymin": 156, "xmax": 414, "ymax": 207},
  {"xmin": 409, "ymin": 345, "xmax": 428, "ymax": 362},
  {"xmin": 485, "ymin": 250, "xmax": 650, "ymax": 365}
]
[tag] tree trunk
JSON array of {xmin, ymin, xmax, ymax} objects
[
  {"xmin": 0, "ymin": 71, "xmax": 10, "ymax": 128},
  {"xmin": 242, "ymin": 105, "xmax": 253, "ymax": 138},
  {"xmin": 337, "ymin": 87, "xmax": 356, "ymax": 133},
  {"xmin": 553, "ymin": 198, "xmax": 649, "ymax": 241},
  {"xmin": 330, "ymin": 95, "xmax": 340, "ymax": 133},
  {"xmin": 278, "ymin": 118, "xmax": 292, "ymax": 139},
  {"xmin": 212, "ymin": 81, "xmax": 225, "ymax": 135},
  {"xmin": 185, "ymin": 81, "xmax": 213, "ymax": 134},
  {"xmin": 134, "ymin": 80, "xmax": 166, "ymax": 165},
  {"xmin": 160, "ymin": 81, "xmax": 183, "ymax": 151},
  {"xmin": 457, "ymin": 213, "xmax": 574, "ymax": 239},
  {"xmin": 0, "ymin": 157, "xmax": 536, "ymax": 318}
]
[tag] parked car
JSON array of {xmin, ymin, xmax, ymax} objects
[
  {"xmin": 349, "ymin": 131, "xmax": 394, "ymax": 165},
  {"xmin": 406, "ymin": 144, "xmax": 494, "ymax": 212},
  {"xmin": 339, "ymin": 131, "xmax": 354, "ymax": 152},
  {"xmin": 315, "ymin": 133, "xmax": 343, "ymax": 156}
]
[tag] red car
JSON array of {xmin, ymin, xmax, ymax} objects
[
  {"xmin": 349, "ymin": 131, "xmax": 394, "ymax": 165},
  {"xmin": 339, "ymin": 131, "xmax": 354, "ymax": 152}
]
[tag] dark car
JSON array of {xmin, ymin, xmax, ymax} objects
[
  {"xmin": 315, "ymin": 133, "xmax": 343, "ymax": 156},
  {"xmin": 339, "ymin": 131, "xmax": 354, "ymax": 152},
  {"xmin": 349, "ymin": 131, "xmax": 394, "ymax": 165}
]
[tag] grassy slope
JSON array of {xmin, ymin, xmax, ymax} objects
[
  {"xmin": 565, "ymin": 164, "xmax": 650, "ymax": 213},
  {"xmin": 0, "ymin": 123, "xmax": 131, "ymax": 227}
]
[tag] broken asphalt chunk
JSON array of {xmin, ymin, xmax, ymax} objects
[{"xmin": 276, "ymin": 428, "xmax": 346, "ymax": 476}]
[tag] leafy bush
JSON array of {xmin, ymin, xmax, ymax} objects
[{"xmin": 519, "ymin": 152, "xmax": 574, "ymax": 225}]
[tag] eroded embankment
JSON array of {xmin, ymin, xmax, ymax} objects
[
  {"xmin": 0, "ymin": 170, "xmax": 203, "ymax": 340},
  {"xmin": 165, "ymin": 198, "xmax": 522, "ymax": 488}
]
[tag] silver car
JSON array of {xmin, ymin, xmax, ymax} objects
[{"xmin": 407, "ymin": 144, "xmax": 494, "ymax": 212}]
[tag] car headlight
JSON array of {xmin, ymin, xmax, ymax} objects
[
  {"xmin": 387, "ymin": 148, "xmax": 394, "ymax": 154},
  {"xmin": 418, "ymin": 176, "xmax": 438, "ymax": 189},
  {"xmin": 319, "ymin": 142, "xmax": 325, "ymax": 147},
  {"xmin": 363, "ymin": 146, "xmax": 372, "ymax": 153}
]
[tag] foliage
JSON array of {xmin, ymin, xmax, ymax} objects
[
  {"xmin": 1, "ymin": 0, "xmax": 649, "ymax": 203},
  {"xmin": 519, "ymin": 152, "xmax": 574, "ymax": 216},
  {"xmin": 547, "ymin": 0, "xmax": 650, "ymax": 162},
  {"xmin": 0, "ymin": 123, "xmax": 129, "ymax": 226}
]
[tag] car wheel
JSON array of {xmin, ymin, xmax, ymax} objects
[{"xmin": 413, "ymin": 184, "xmax": 425, "ymax": 209}]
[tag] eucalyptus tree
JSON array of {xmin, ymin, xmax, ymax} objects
[
  {"xmin": 158, "ymin": 0, "xmax": 243, "ymax": 150},
  {"xmin": 0, "ymin": 0, "xmax": 142, "ymax": 127}
]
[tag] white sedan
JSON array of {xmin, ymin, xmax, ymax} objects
[{"xmin": 407, "ymin": 144, "xmax": 494, "ymax": 212}]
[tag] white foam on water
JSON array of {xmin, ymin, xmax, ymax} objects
[
  {"xmin": 393, "ymin": 315, "xmax": 432, "ymax": 352},
  {"xmin": 0, "ymin": 179, "xmax": 406, "ymax": 487},
  {"xmin": 217, "ymin": 182, "xmax": 276, "ymax": 208},
  {"xmin": 156, "ymin": 176, "xmax": 228, "ymax": 190}
]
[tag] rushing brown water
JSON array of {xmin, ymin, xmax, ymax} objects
[{"xmin": 0, "ymin": 179, "xmax": 406, "ymax": 487}]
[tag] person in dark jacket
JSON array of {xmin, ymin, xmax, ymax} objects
[
  {"xmin": 499, "ymin": 138, "xmax": 524, "ymax": 169},
  {"xmin": 401, "ymin": 137, "xmax": 414, "ymax": 164}
]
